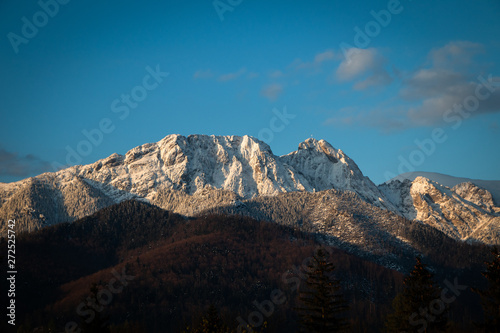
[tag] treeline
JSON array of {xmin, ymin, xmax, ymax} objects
[
  {"xmin": 205, "ymin": 189, "xmax": 492, "ymax": 271},
  {"xmin": 181, "ymin": 249, "xmax": 500, "ymax": 333},
  {"xmin": 0, "ymin": 200, "xmax": 495, "ymax": 332}
]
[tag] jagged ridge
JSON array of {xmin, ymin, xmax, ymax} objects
[
  {"xmin": 0, "ymin": 134, "xmax": 499, "ymax": 246},
  {"xmin": 0, "ymin": 134, "xmax": 393, "ymax": 232}
]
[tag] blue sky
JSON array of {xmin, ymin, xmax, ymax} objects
[{"xmin": 0, "ymin": 0, "xmax": 499, "ymax": 184}]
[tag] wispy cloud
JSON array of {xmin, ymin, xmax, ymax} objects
[
  {"xmin": 336, "ymin": 47, "xmax": 392, "ymax": 89},
  {"xmin": 314, "ymin": 50, "xmax": 336, "ymax": 64},
  {"xmin": 0, "ymin": 148, "xmax": 52, "ymax": 179},
  {"xmin": 354, "ymin": 71, "xmax": 392, "ymax": 90},
  {"xmin": 324, "ymin": 106, "xmax": 409, "ymax": 133},
  {"xmin": 403, "ymin": 41, "xmax": 500, "ymax": 127},
  {"xmin": 325, "ymin": 41, "xmax": 500, "ymax": 132},
  {"xmin": 218, "ymin": 68, "xmax": 247, "ymax": 82},
  {"xmin": 193, "ymin": 69, "xmax": 214, "ymax": 79},
  {"xmin": 400, "ymin": 68, "xmax": 464, "ymax": 100},
  {"xmin": 429, "ymin": 41, "xmax": 484, "ymax": 70},
  {"xmin": 290, "ymin": 49, "xmax": 336, "ymax": 72},
  {"xmin": 406, "ymin": 75, "xmax": 500, "ymax": 127},
  {"xmin": 260, "ymin": 83, "xmax": 283, "ymax": 101},
  {"xmin": 336, "ymin": 48, "xmax": 378, "ymax": 81}
]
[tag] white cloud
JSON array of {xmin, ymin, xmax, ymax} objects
[
  {"xmin": 324, "ymin": 106, "xmax": 409, "ymax": 133},
  {"xmin": 354, "ymin": 71, "xmax": 392, "ymax": 90},
  {"xmin": 429, "ymin": 41, "xmax": 484, "ymax": 69},
  {"xmin": 400, "ymin": 69, "xmax": 464, "ymax": 99},
  {"xmin": 260, "ymin": 84, "xmax": 283, "ymax": 101},
  {"xmin": 193, "ymin": 69, "xmax": 214, "ymax": 79},
  {"xmin": 325, "ymin": 41, "xmax": 500, "ymax": 131},
  {"xmin": 336, "ymin": 47, "xmax": 392, "ymax": 89},
  {"xmin": 400, "ymin": 41, "xmax": 499, "ymax": 126},
  {"xmin": 290, "ymin": 49, "xmax": 336, "ymax": 72},
  {"xmin": 406, "ymin": 75, "xmax": 500, "ymax": 126},
  {"xmin": 314, "ymin": 50, "xmax": 335, "ymax": 64},
  {"xmin": 337, "ymin": 48, "xmax": 376, "ymax": 80},
  {"xmin": 218, "ymin": 68, "xmax": 247, "ymax": 82}
]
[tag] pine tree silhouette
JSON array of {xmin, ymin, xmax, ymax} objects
[
  {"xmin": 296, "ymin": 247, "xmax": 349, "ymax": 332},
  {"xmin": 385, "ymin": 256, "xmax": 447, "ymax": 332}
]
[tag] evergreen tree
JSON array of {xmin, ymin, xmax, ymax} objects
[
  {"xmin": 385, "ymin": 256, "xmax": 448, "ymax": 333},
  {"xmin": 296, "ymin": 247, "xmax": 349, "ymax": 333},
  {"xmin": 474, "ymin": 247, "xmax": 500, "ymax": 332}
]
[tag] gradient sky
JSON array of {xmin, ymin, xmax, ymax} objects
[{"xmin": 1, "ymin": 0, "xmax": 499, "ymax": 184}]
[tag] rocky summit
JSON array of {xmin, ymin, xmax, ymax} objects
[{"xmin": 1, "ymin": 134, "xmax": 499, "ymax": 245}]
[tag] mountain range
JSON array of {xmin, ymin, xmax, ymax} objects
[
  {"xmin": 7, "ymin": 199, "xmax": 488, "ymax": 332},
  {"xmin": 1, "ymin": 134, "xmax": 499, "ymax": 250}
]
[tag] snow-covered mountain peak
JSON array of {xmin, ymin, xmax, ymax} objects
[
  {"xmin": 284, "ymin": 138, "xmax": 363, "ymax": 182},
  {"xmin": 282, "ymin": 138, "xmax": 395, "ymax": 211},
  {"xmin": 2, "ymin": 134, "xmax": 499, "ymax": 244},
  {"xmin": 1, "ymin": 134, "xmax": 399, "ymax": 228},
  {"xmin": 298, "ymin": 137, "xmax": 327, "ymax": 150},
  {"xmin": 155, "ymin": 134, "xmax": 274, "ymax": 163},
  {"xmin": 410, "ymin": 176, "xmax": 451, "ymax": 196},
  {"xmin": 388, "ymin": 171, "xmax": 500, "ymax": 205},
  {"xmin": 380, "ymin": 175, "xmax": 500, "ymax": 243},
  {"xmin": 452, "ymin": 182, "xmax": 497, "ymax": 213},
  {"xmin": 75, "ymin": 134, "xmax": 307, "ymax": 199}
]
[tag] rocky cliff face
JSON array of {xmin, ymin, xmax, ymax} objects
[
  {"xmin": 380, "ymin": 177, "xmax": 500, "ymax": 243},
  {"xmin": 1, "ymin": 134, "xmax": 499, "ymax": 245},
  {"xmin": 280, "ymin": 138, "xmax": 396, "ymax": 210},
  {"xmin": 0, "ymin": 134, "xmax": 393, "ymax": 231},
  {"xmin": 73, "ymin": 134, "xmax": 391, "ymax": 206}
]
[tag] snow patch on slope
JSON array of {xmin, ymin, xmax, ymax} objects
[
  {"xmin": 381, "ymin": 176, "xmax": 500, "ymax": 243},
  {"xmin": 389, "ymin": 171, "xmax": 500, "ymax": 206}
]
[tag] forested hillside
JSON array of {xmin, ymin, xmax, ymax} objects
[{"xmin": 0, "ymin": 200, "xmax": 494, "ymax": 332}]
